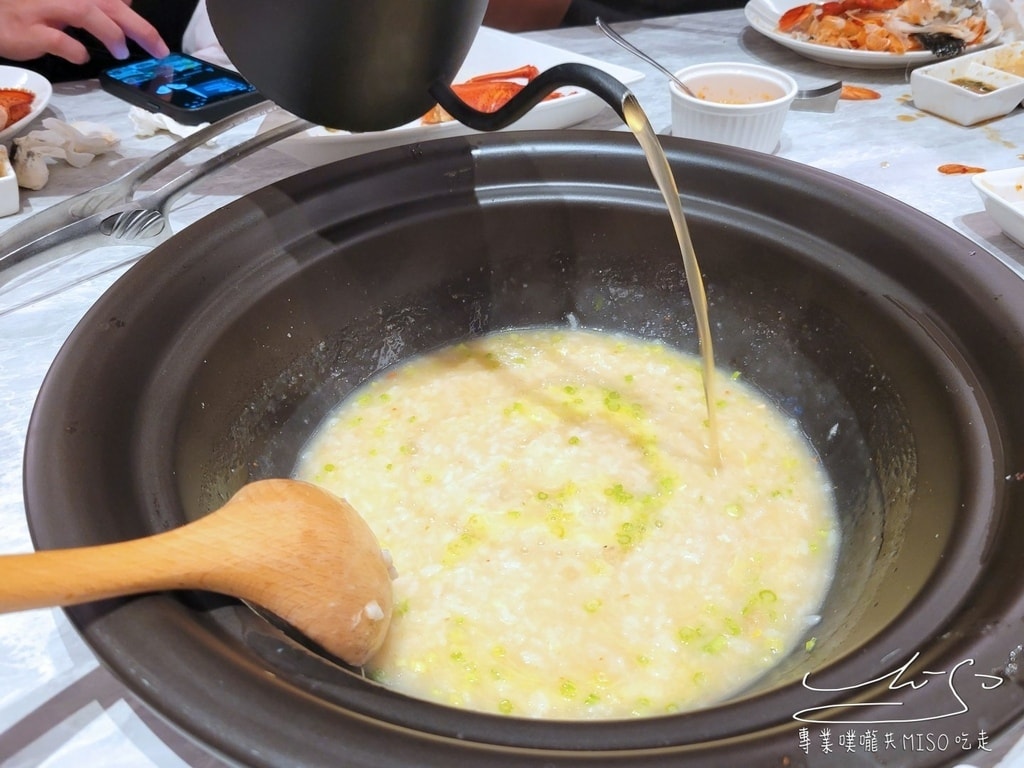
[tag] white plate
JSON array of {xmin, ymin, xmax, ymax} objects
[
  {"xmin": 0, "ymin": 65, "xmax": 52, "ymax": 144},
  {"xmin": 268, "ymin": 26, "xmax": 645, "ymax": 167},
  {"xmin": 744, "ymin": 0, "xmax": 1003, "ymax": 69},
  {"xmin": 972, "ymin": 166, "xmax": 1024, "ymax": 247}
]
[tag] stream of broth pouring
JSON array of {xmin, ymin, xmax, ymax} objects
[{"xmin": 622, "ymin": 94, "xmax": 721, "ymax": 466}]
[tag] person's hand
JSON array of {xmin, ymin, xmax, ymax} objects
[{"xmin": 0, "ymin": 0, "xmax": 170, "ymax": 64}]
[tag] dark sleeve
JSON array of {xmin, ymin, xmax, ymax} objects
[
  {"xmin": 0, "ymin": 0, "xmax": 201, "ymax": 82},
  {"xmin": 563, "ymin": 0, "xmax": 746, "ymax": 26}
]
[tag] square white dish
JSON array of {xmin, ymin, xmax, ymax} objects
[
  {"xmin": 911, "ymin": 42, "xmax": 1024, "ymax": 125},
  {"xmin": 261, "ymin": 26, "xmax": 645, "ymax": 168},
  {"xmin": 971, "ymin": 166, "xmax": 1024, "ymax": 246},
  {"xmin": 0, "ymin": 145, "xmax": 18, "ymax": 217}
]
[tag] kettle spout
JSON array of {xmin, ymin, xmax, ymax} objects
[{"xmin": 428, "ymin": 62, "xmax": 631, "ymax": 132}]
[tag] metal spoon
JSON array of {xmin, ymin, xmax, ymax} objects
[
  {"xmin": 596, "ymin": 18, "xmax": 699, "ymax": 96},
  {"xmin": 0, "ymin": 479, "xmax": 394, "ymax": 666},
  {"xmin": 596, "ymin": 17, "xmax": 842, "ymax": 104}
]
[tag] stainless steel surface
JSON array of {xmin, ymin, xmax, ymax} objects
[
  {"xmin": 0, "ymin": 101, "xmax": 279, "ymax": 257},
  {"xmin": 0, "ymin": 115, "xmax": 311, "ymax": 308},
  {"xmin": 788, "ymin": 80, "xmax": 843, "ymax": 111},
  {"xmin": 793, "ymin": 81, "xmax": 842, "ymax": 97}
]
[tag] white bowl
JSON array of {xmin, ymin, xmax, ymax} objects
[
  {"xmin": 911, "ymin": 44, "xmax": 1024, "ymax": 126},
  {"xmin": 669, "ymin": 62, "xmax": 797, "ymax": 153},
  {"xmin": 971, "ymin": 166, "xmax": 1024, "ymax": 247},
  {"xmin": 0, "ymin": 145, "xmax": 18, "ymax": 217}
]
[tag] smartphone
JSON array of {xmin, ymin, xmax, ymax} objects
[{"xmin": 100, "ymin": 53, "xmax": 265, "ymax": 124}]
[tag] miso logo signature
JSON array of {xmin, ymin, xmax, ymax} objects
[{"xmin": 794, "ymin": 652, "xmax": 1004, "ymax": 725}]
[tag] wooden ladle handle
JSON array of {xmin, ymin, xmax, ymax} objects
[
  {"xmin": 0, "ymin": 528, "xmax": 213, "ymax": 612},
  {"xmin": 0, "ymin": 480, "xmax": 394, "ymax": 666}
]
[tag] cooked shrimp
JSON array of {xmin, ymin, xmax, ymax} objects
[{"xmin": 778, "ymin": 0, "xmax": 986, "ymax": 54}]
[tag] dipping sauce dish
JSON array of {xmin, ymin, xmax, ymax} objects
[
  {"xmin": 669, "ymin": 62, "xmax": 797, "ymax": 153},
  {"xmin": 911, "ymin": 42, "xmax": 1024, "ymax": 126}
]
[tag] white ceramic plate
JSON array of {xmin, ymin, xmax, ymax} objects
[
  {"xmin": 267, "ymin": 26, "xmax": 645, "ymax": 167},
  {"xmin": 0, "ymin": 65, "xmax": 52, "ymax": 144},
  {"xmin": 972, "ymin": 166, "xmax": 1024, "ymax": 247},
  {"xmin": 744, "ymin": 0, "xmax": 1002, "ymax": 69}
]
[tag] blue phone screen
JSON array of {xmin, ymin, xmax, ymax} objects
[{"xmin": 105, "ymin": 54, "xmax": 257, "ymax": 110}]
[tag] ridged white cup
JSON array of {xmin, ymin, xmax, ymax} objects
[{"xmin": 670, "ymin": 62, "xmax": 797, "ymax": 153}]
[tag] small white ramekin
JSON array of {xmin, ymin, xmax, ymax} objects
[
  {"xmin": 670, "ymin": 62, "xmax": 798, "ymax": 153},
  {"xmin": 0, "ymin": 146, "xmax": 19, "ymax": 217}
]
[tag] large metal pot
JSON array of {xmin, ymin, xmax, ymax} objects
[{"xmin": 24, "ymin": 132, "xmax": 1024, "ymax": 766}]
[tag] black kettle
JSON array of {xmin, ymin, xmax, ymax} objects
[{"xmin": 205, "ymin": 0, "xmax": 630, "ymax": 132}]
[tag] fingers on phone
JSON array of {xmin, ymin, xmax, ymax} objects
[
  {"xmin": 106, "ymin": 1, "xmax": 171, "ymax": 59},
  {"xmin": 81, "ymin": 5, "xmax": 132, "ymax": 59},
  {"xmin": 35, "ymin": 25, "xmax": 91, "ymax": 65},
  {"xmin": 84, "ymin": 1, "xmax": 170, "ymax": 61}
]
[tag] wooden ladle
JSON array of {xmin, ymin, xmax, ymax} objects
[{"xmin": 0, "ymin": 479, "xmax": 394, "ymax": 666}]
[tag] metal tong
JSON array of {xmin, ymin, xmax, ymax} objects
[{"xmin": 0, "ymin": 102, "xmax": 312, "ymax": 292}]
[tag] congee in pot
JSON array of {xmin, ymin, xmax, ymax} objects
[{"xmin": 296, "ymin": 327, "xmax": 838, "ymax": 718}]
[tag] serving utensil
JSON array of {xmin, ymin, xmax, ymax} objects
[
  {"xmin": 0, "ymin": 479, "xmax": 393, "ymax": 666},
  {"xmin": 0, "ymin": 101, "xmax": 277, "ymax": 256},
  {"xmin": 0, "ymin": 114, "xmax": 312, "ymax": 306},
  {"xmin": 596, "ymin": 18, "xmax": 698, "ymax": 96},
  {"xmin": 788, "ymin": 80, "xmax": 844, "ymax": 111},
  {"xmin": 595, "ymin": 17, "xmax": 843, "ymax": 110}
]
